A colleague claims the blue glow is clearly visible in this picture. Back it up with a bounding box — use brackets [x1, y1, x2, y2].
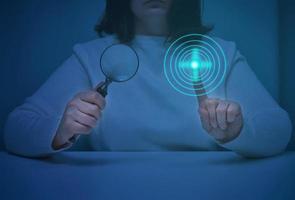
[178, 48, 212, 81]
[191, 61, 199, 69]
[163, 34, 227, 97]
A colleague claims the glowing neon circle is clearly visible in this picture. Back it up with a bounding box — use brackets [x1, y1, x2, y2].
[163, 34, 227, 97]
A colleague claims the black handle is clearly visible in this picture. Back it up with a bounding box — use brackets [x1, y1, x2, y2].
[95, 79, 112, 97]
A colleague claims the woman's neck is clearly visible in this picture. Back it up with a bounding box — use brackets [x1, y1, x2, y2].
[135, 17, 168, 36]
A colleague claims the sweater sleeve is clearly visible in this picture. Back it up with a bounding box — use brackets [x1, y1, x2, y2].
[4, 45, 92, 157]
[219, 42, 292, 158]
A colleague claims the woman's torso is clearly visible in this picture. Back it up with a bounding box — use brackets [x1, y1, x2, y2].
[76, 35, 226, 151]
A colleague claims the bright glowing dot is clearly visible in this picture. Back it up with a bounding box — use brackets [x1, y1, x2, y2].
[191, 61, 199, 69]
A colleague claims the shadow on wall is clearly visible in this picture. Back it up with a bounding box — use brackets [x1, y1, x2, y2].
[278, 0, 295, 150]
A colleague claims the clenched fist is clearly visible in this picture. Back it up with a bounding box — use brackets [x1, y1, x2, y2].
[52, 90, 106, 150]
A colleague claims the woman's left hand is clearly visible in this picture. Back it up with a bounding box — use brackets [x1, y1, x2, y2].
[198, 98, 244, 144]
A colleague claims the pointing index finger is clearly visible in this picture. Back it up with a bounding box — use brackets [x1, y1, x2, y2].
[193, 75, 208, 108]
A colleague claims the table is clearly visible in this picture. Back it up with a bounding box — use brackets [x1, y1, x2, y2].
[1, 151, 295, 200]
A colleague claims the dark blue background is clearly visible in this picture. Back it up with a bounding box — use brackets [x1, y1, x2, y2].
[0, 0, 294, 150]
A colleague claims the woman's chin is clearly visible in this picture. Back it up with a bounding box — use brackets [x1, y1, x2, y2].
[145, 8, 167, 16]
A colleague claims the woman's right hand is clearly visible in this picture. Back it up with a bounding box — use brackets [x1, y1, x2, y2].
[52, 90, 106, 150]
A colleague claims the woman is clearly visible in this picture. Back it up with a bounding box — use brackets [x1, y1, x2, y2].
[4, 0, 292, 157]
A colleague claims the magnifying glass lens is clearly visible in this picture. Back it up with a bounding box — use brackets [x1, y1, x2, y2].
[97, 44, 139, 97]
[100, 44, 139, 82]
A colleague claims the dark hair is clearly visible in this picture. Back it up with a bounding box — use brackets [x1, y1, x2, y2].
[95, 0, 212, 43]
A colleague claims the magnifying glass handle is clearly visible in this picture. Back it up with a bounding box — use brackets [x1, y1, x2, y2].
[95, 79, 112, 97]
[96, 82, 108, 97]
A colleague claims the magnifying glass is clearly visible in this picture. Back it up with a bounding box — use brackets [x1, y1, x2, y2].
[96, 44, 139, 97]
